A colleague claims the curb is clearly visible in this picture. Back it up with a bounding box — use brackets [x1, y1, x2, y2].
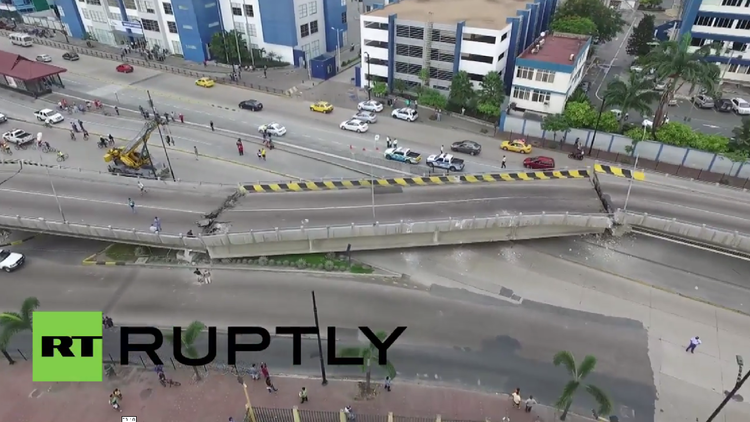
[81, 254, 127, 266]
[0, 235, 36, 247]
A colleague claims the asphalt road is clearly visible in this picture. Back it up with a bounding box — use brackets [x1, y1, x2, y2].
[0, 264, 655, 421]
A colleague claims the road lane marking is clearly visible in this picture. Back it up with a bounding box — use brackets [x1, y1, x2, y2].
[0, 188, 204, 214]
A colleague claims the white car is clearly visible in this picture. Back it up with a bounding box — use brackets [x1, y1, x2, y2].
[0, 113, 6, 123]
[339, 119, 369, 133]
[654, 81, 667, 91]
[731, 98, 750, 115]
[641, 117, 670, 128]
[391, 107, 418, 122]
[0, 249, 25, 272]
[34, 108, 64, 123]
[35, 54, 52, 62]
[357, 100, 383, 112]
[258, 122, 287, 136]
[2, 129, 34, 145]
[353, 111, 377, 123]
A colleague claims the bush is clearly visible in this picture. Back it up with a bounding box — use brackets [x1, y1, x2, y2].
[324, 260, 335, 271]
[268, 259, 275, 266]
[258, 256, 269, 266]
[325, 252, 336, 260]
[317, 263, 324, 270]
[296, 259, 307, 269]
[624, 122, 730, 154]
[282, 260, 289, 266]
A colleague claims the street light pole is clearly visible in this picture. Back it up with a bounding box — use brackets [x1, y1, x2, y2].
[623, 154, 638, 211]
[146, 90, 176, 181]
[364, 52, 372, 101]
[331, 27, 341, 71]
[588, 99, 606, 156]
[311, 291, 328, 385]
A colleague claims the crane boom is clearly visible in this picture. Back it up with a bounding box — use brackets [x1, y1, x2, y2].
[103, 120, 169, 179]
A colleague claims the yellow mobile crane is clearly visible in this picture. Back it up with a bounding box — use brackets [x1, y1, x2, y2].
[103, 120, 170, 179]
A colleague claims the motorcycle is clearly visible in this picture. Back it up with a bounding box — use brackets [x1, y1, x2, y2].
[568, 151, 584, 161]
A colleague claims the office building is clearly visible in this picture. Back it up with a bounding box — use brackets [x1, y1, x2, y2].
[0, 0, 49, 14]
[509, 32, 590, 114]
[358, 0, 557, 94]
[55, 0, 348, 64]
[680, 0, 750, 84]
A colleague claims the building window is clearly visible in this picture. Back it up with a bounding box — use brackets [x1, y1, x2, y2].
[310, 20, 318, 34]
[501, 32, 508, 41]
[163, 1, 172, 14]
[395, 61, 423, 75]
[85, 0, 101, 5]
[123, 0, 136, 9]
[694, 16, 713, 26]
[430, 48, 454, 63]
[467, 72, 483, 82]
[171, 40, 182, 54]
[167, 21, 177, 33]
[231, 3, 242, 15]
[461, 53, 493, 64]
[396, 44, 423, 57]
[298, 3, 307, 17]
[244, 4, 253, 16]
[498, 52, 505, 61]
[462, 33, 495, 44]
[535, 69, 555, 83]
[247, 23, 257, 37]
[721, 0, 741, 5]
[714, 17, 734, 28]
[309, 1, 317, 15]
[90, 10, 107, 22]
[300, 23, 309, 38]
[364, 21, 388, 30]
[364, 39, 388, 48]
[531, 90, 551, 103]
[137, 0, 155, 13]
[737, 19, 750, 29]
[516, 66, 534, 79]
[141, 18, 160, 32]
[81, 9, 91, 19]
[512, 86, 530, 100]
[341, 11, 346, 24]
[431, 29, 456, 44]
[311, 39, 321, 57]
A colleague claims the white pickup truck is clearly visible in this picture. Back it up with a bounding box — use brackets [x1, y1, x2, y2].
[34, 108, 64, 124]
[2, 129, 34, 146]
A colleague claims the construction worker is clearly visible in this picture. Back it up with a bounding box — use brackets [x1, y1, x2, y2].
[260, 148, 266, 161]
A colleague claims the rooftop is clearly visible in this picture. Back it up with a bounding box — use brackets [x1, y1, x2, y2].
[518, 32, 590, 66]
[366, 0, 528, 30]
[0, 51, 67, 80]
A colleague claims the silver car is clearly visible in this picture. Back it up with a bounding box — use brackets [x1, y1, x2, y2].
[35, 54, 52, 62]
[353, 111, 377, 123]
[692, 94, 714, 109]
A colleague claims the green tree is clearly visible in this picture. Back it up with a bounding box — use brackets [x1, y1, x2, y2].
[208, 30, 250, 64]
[476, 71, 505, 120]
[564, 101, 597, 128]
[371, 81, 388, 97]
[541, 114, 571, 141]
[597, 111, 620, 133]
[553, 351, 612, 420]
[626, 14, 656, 57]
[655, 122, 698, 147]
[339, 330, 397, 393]
[550, 16, 598, 36]
[449, 71, 475, 108]
[624, 126, 653, 142]
[554, 0, 626, 43]
[641, 34, 719, 132]
[0, 297, 39, 365]
[418, 68, 430, 89]
[164, 321, 206, 381]
[394, 79, 408, 95]
[602, 72, 660, 131]
[418, 88, 448, 110]
[731, 117, 750, 154]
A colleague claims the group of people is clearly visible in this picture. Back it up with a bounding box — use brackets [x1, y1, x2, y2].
[510, 388, 537, 413]
[193, 268, 212, 284]
[102, 315, 114, 329]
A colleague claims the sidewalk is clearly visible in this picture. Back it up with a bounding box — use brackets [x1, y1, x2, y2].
[0, 362, 590, 422]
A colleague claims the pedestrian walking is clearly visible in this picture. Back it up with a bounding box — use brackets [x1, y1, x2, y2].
[261, 363, 270, 379]
[210, 120, 214, 131]
[261, 148, 266, 161]
[265, 376, 278, 393]
[166, 135, 172, 146]
[686, 336, 701, 353]
[194, 145, 199, 160]
[153, 217, 161, 232]
[249, 364, 260, 380]
[384, 376, 391, 392]
[237, 139, 244, 156]
[171, 111, 176, 121]
[511, 388, 522, 409]
[204, 270, 212, 284]
[128, 198, 136, 213]
[179, 113, 184, 123]
[194, 268, 205, 283]
[501, 155, 507, 169]
[524, 396, 537, 413]
[114, 106, 119, 116]
[440, 145, 444, 154]
[299, 387, 308, 403]
[436, 109, 442, 121]
[78, 119, 85, 131]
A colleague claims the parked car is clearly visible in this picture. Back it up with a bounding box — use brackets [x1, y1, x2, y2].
[450, 140, 482, 155]
[692, 94, 714, 109]
[357, 100, 383, 112]
[116, 63, 134, 73]
[339, 119, 369, 133]
[426, 153, 464, 171]
[715, 98, 733, 113]
[62, 52, 79, 61]
[391, 107, 418, 122]
[731, 97, 750, 115]
[353, 111, 377, 123]
[523, 156, 556, 169]
[239, 99, 263, 111]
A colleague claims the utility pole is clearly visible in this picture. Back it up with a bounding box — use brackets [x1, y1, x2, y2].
[146, 90, 176, 181]
[311, 291, 328, 385]
[706, 355, 747, 422]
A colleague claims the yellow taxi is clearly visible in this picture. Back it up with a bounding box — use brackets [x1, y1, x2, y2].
[310, 101, 334, 113]
[501, 139, 532, 154]
[196, 77, 215, 88]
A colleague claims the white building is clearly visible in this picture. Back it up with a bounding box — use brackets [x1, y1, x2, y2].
[680, 0, 750, 84]
[509, 32, 590, 115]
[358, 0, 529, 94]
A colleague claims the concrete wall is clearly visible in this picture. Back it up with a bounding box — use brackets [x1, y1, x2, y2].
[614, 210, 750, 254]
[0, 212, 612, 259]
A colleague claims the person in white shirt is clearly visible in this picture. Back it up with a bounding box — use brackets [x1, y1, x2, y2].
[686, 336, 701, 353]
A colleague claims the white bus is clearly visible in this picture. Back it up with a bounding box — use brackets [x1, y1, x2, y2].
[9, 32, 33, 47]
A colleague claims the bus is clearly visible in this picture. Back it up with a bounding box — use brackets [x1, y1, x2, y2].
[9, 32, 33, 47]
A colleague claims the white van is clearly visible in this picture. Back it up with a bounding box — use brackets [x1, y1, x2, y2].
[9, 32, 33, 47]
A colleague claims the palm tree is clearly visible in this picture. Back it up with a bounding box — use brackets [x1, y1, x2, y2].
[641, 34, 719, 132]
[553, 351, 612, 421]
[602, 72, 660, 131]
[339, 330, 397, 393]
[164, 320, 205, 381]
[0, 297, 40, 365]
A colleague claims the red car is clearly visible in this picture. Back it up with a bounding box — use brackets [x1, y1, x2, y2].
[523, 156, 555, 169]
[116, 63, 134, 73]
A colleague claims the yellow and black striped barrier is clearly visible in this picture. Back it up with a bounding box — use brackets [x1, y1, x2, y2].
[244, 169, 592, 193]
[594, 164, 645, 181]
